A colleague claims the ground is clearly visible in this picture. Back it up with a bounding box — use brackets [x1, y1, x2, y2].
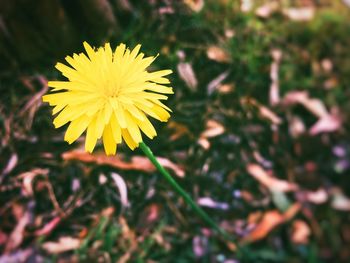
[0, 0, 350, 262]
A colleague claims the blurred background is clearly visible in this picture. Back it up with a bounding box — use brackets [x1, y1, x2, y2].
[0, 0, 350, 262]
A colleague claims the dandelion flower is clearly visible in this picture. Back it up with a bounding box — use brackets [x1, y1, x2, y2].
[43, 42, 173, 155]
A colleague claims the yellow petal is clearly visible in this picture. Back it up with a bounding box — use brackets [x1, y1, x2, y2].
[85, 117, 98, 153]
[114, 43, 126, 62]
[115, 104, 127, 128]
[135, 113, 157, 139]
[95, 110, 105, 139]
[103, 123, 117, 155]
[64, 115, 91, 144]
[110, 112, 122, 143]
[121, 129, 138, 150]
[125, 111, 142, 143]
[83, 41, 96, 61]
[129, 44, 141, 60]
[147, 84, 173, 94]
[124, 104, 145, 121]
[53, 106, 78, 128]
[151, 104, 171, 122]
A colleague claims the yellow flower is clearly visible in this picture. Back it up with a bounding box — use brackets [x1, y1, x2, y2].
[43, 42, 173, 155]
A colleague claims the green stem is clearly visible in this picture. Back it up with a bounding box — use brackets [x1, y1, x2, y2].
[138, 142, 233, 241]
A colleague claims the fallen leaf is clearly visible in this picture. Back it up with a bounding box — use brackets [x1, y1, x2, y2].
[242, 203, 300, 243]
[302, 98, 328, 119]
[193, 236, 209, 258]
[255, 2, 279, 18]
[183, 0, 204, 12]
[200, 119, 225, 138]
[283, 7, 315, 21]
[241, 0, 253, 12]
[17, 168, 49, 196]
[241, 97, 281, 125]
[1, 153, 18, 176]
[218, 83, 235, 94]
[35, 217, 62, 236]
[321, 58, 333, 73]
[288, 115, 306, 138]
[309, 113, 342, 135]
[331, 187, 350, 211]
[282, 91, 342, 135]
[168, 121, 192, 141]
[0, 248, 34, 263]
[136, 204, 162, 232]
[269, 49, 282, 106]
[283, 91, 328, 118]
[5, 208, 31, 253]
[42, 236, 81, 254]
[197, 137, 210, 150]
[207, 70, 230, 95]
[111, 173, 129, 208]
[197, 197, 229, 210]
[259, 105, 282, 125]
[62, 150, 185, 177]
[343, 0, 350, 8]
[305, 188, 328, 204]
[246, 164, 298, 192]
[177, 62, 198, 91]
[0, 231, 8, 246]
[282, 91, 309, 105]
[206, 46, 231, 63]
[291, 220, 311, 244]
[157, 157, 186, 178]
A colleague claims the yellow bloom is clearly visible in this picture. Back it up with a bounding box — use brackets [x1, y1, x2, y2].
[43, 42, 173, 155]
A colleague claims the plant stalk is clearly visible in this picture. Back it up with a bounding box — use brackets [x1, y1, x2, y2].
[138, 142, 233, 241]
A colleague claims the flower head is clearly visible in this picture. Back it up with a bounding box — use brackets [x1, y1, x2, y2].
[43, 42, 173, 155]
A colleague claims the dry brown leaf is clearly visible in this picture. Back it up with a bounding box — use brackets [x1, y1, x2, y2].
[255, 2, 279, 18]
[168, 121, 192, 141]
[282, 91, 309, 105]
[5, 208, 31, 253]
[183, 0, 204, 12]
[343, 0, 350, 8]
[197, 197, 229, 210]
[35, 217, 62, 236]
[259, 106, 282, 125]
[291, 220, 311, 244]
[309, 113, 342, 135]
[200, 119, 225, 138]
[288, 115, 306, 138]
[177, 62, 198, 91]
[207, 46, 231, 63]
[17, 168, 49, 196]
[111, 173, 129, 208]
[1, 153, 18, 176]
[331, 187, 350, 211]
[241, 97, 281, 125]
[282, 91, 342, 135]
[157, 157, 186, 178]
[305, 188, 328, 204]
[42, 236, 81, 254]
[242, 203, 300, 243]
[283, 7, 315, 21]
[207, 70, 230, 95]
[241, 0, 253, 12]
[136, 203, 162, 232]
[0, 231, 7, 246]
[197, 137, 210, 150]
[269, 49, 282, 106]
[62, 150, 185, 177]
[218, 84, 235, 94]
[246, 164, 298, 192]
